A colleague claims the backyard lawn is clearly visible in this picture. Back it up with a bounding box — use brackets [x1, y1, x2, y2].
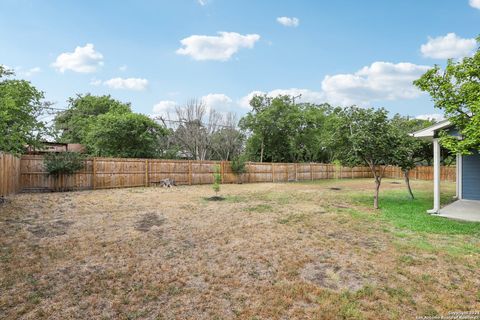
[0, 179, 479, 319]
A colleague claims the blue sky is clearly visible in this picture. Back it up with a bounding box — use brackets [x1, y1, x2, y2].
[1, 0, 479, 121]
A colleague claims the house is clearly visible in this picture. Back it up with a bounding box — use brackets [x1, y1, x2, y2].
[411, 120, 480, 221]
[25, 142, 85, 154]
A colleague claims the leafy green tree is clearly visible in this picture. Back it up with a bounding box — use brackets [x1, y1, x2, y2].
[230, 154, 247, 183]
[414, 37, 480, 154]
[54, 93, 131, 143]
[212, 164, 221, 195]
[0, 65, 49, 154]
[336, 107, 398, 209]
[390, 115, 433, 199]
[84, 112, 168, 158]
[240, 95, 334, 163]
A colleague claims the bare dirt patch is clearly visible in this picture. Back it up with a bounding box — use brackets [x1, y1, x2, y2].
[27, 219, 74, 238]
[134, 212, 165, 232]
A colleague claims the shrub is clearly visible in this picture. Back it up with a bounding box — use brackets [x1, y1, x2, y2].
[231, 155, 247, 175]
[212, 165, 221, 195]
[44, 152, 85, 176]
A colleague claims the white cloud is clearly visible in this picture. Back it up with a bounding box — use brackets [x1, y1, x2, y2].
[119, 65, 128, 72]
[276, 16, 300, 27]
[201, 93, 233, 110]
[197, 0, 209, 5]
[152, 100, 177, 114]
[152, 94, 235, 117]
[469, 0, 480, 9]
[321, 61, 431, 106]
[420, 33, 476, 59]
[176, 32, 261, 61]
[51, 43, 104, 73]
[415, 113, 445, 122]
[103, 77, 148, 91]
[239, 88, 324, 109]
[12, 66, 42, 77]
[89, 78, 102, 86]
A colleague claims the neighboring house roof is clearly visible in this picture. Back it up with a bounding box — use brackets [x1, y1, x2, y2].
[410, 120, 452, 139]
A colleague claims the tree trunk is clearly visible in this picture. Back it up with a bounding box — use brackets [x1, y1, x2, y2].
[404, 169, 414, 200]
[374, 175, 381, 209]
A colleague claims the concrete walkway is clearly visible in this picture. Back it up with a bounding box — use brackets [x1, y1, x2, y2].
[437, 200, 480, 222]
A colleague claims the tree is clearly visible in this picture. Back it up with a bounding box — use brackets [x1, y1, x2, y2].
[0, 65, 50, 154]
[84, 112, 168, 158]
[336, 107, 398, 209]
[230, 154, 247, 183]
[414, 37, 480, 155]
[212, 164, 221, 195]
[210, 113, 244, 161]
[240, 95, 304, 162]
[54, 93, 131, 143]
[173, 99, 221, 160]
[390, 115, 433, 199]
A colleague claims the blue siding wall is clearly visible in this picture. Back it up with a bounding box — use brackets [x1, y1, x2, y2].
[462, 151, 480, 200]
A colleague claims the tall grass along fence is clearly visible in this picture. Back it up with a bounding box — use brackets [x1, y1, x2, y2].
[15, 155, 456, 193]
[0, 153, 21, 197]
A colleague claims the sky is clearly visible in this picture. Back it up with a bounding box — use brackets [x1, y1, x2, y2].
[0, 0, 479, 122]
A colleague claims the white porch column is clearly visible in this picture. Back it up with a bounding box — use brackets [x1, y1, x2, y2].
[456, 153, 462, 200]
[428, 138, 441, 213]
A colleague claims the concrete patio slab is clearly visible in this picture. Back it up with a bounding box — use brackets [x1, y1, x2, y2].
[437, 200, 480, 222]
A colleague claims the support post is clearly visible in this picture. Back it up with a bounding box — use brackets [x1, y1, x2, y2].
[188, 161, 192, 185]
[220, 161, 225, 184]
[310, 163, 313, 181]
[92, 158, 97, 190]
[145, 159, 149, 187]
[272, 163, 275, 182]
[456, 153, 462, 200]
[428, 138, 441, 213]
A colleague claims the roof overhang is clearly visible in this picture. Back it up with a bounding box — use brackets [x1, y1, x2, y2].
[410, 120, 452, 139]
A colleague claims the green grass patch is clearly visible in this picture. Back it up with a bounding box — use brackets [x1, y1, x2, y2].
[353, 190, 480, 235]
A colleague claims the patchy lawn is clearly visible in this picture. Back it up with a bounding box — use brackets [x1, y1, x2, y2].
[0, 179, 479, 319]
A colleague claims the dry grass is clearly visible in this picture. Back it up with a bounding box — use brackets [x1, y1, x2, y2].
[0, 179, 479, 319]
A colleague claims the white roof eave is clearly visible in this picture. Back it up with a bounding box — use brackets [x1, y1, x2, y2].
[410, 120, 452, 138]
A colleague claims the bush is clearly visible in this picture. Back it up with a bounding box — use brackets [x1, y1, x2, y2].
[212, 165, 221, 195]
[231, 154, 247, 175]
[44, 152, 85, 176]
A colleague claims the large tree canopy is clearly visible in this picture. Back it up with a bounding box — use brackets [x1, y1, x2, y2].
[0, 65, 49, 154]
[54, 93, 132, 143]
[84, 112, 168, 158]
[239, 95, 335, 163]
[54, 94, 169, 158]
[390, 115, 434, 199]
[335, 107, 399, 209]
[414, 37, 480, 154]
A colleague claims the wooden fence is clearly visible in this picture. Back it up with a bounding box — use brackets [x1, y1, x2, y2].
[0, 153, 21, 197]
[383, 165, 456, 182]
[15, 155, 456, 193]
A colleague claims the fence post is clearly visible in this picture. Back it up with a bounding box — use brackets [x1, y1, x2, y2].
[272, 163, 275, 182]
[188, 161, 192, 185]
[295, 163, 298, 181]
[92, 157, 97, 190]
[285, 164, 288, 182]
[310, 163, 313, 180]
[220, 161, 225, 183]
[145, 159, 149, 187]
